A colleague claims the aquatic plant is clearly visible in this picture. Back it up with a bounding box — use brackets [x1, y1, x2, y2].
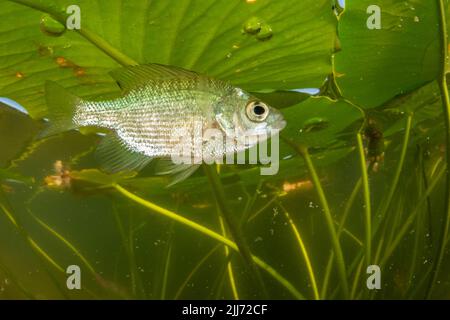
[0, 0, 449, 300]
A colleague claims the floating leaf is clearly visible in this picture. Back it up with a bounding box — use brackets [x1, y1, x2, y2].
[0, 0, 337, 118]
[282, 97, 364, 148]
[69, 169, 137, 186]
[335, 0, 440, 108]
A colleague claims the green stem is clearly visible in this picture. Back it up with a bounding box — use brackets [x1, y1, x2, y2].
[113, 184, 305, 299]
[290, 143, 349, 298]
[77, 28, 138, 66]
[9, 0, 138, 67]
[380, 164, 446, 268]
[408, 166, 427, 291]
[219, 216, 239, 300]
[340, 161, 445, 299]
[160, 234, 173, 300]
[372, 115, 412, 264]
[247, 195, 278, 223]
[335, 114, 412, 297]
[30, 211, 96, 275]
[0, 194, 69, 298]
[174, 245, 221, 299]
[112, 205, 144, 298]
[279, 203, 319, 300]
[239, 181, 262, 228]
[0, 257, 35, 299]
[419, 145, 434, 246]
[321, 179, 362, 298]
[426, 0, 450, 298]
[202, 165, 267, 298]
[357, 133, 372, 267]
[376, 115, 413, 221]
[350, 258, 364, 300]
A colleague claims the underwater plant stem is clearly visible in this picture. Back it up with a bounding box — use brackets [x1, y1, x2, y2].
[279, 203, 319, 300]
[8, 0, 138, 67]
[160, 235, 173, 300]
[113, 184, 305, 299]
[356, 133, 372, 267]
[419, 146, 434, 245]
[0, 202, 64, 273]
[30, 212, 97, 275]
[247, 195, 278, 223]
[321, 179, 362, 298]
[342, 161, 445, 298]
[202, 165, 268, 298]
[0, 257, 35, 299]
[112, 206, 144, 298]
[350, 258, 364, 300]
[219, 216, 239, 300]
[370, 115, 412, 275]
[77, 29, 138, 66]
[381, 164, 446, 268]
[0, 194, 70, 299]
[174, 245, 221, 299]
[295, 145, 349, 298]
[426, 0, 450, 299]
[376, 115, 413, 225]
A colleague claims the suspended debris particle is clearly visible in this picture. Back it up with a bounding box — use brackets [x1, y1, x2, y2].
[74, 67, 86, 77]
[282, 179, 313, 193]
[37, 44, 54, 56]
[44, 160, 71, 189]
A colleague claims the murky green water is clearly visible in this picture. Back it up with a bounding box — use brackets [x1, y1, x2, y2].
[1, 100, 449, 299]
[1, 0, 450, 300]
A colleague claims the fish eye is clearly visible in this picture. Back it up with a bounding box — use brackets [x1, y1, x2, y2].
[246, 101, 269, 122]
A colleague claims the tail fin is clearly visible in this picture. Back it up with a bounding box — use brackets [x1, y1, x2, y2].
[39, 81, 81, 138]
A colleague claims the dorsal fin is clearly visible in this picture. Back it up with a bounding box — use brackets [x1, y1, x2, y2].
[109, 63, 201, 92]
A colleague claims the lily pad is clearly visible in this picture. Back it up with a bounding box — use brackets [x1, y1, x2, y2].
[281, 97, 364, 148]
[0, 0, 338, 118]
[335, 0, 440, 108]
[69, 169, 137, 186]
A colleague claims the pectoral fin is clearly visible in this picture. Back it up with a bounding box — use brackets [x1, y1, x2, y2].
[96, 134, 152, 173]
[154, 159, 200, 187]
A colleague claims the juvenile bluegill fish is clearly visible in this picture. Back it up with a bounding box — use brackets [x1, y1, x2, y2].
[43, 64, 286, 184]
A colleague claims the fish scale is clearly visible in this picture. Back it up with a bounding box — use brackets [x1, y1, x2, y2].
[78, 84, 221, 157]
[42, 63, 286, 182]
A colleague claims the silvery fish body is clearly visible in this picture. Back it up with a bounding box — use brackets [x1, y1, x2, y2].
[43, 64, 286, 182]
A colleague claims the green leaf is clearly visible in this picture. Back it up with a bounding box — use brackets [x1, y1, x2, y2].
[381, 81, 441, 116]
[70, 168, 136, 186]
[0, 102, 40, 166]
[335, 0, 440, 108]
[281, 97, 364, 148]
[122, 147, 355, 196]
[377, 81, 443, 138]
[0, 167, 34, 184]
[0, 0, 337, 118]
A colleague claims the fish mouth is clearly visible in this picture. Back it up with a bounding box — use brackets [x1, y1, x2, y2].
[278, 119, 287, 130]
[271, 114, 287, 131]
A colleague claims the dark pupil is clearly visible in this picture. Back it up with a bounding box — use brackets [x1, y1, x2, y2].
[253, 104, 266, 116]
